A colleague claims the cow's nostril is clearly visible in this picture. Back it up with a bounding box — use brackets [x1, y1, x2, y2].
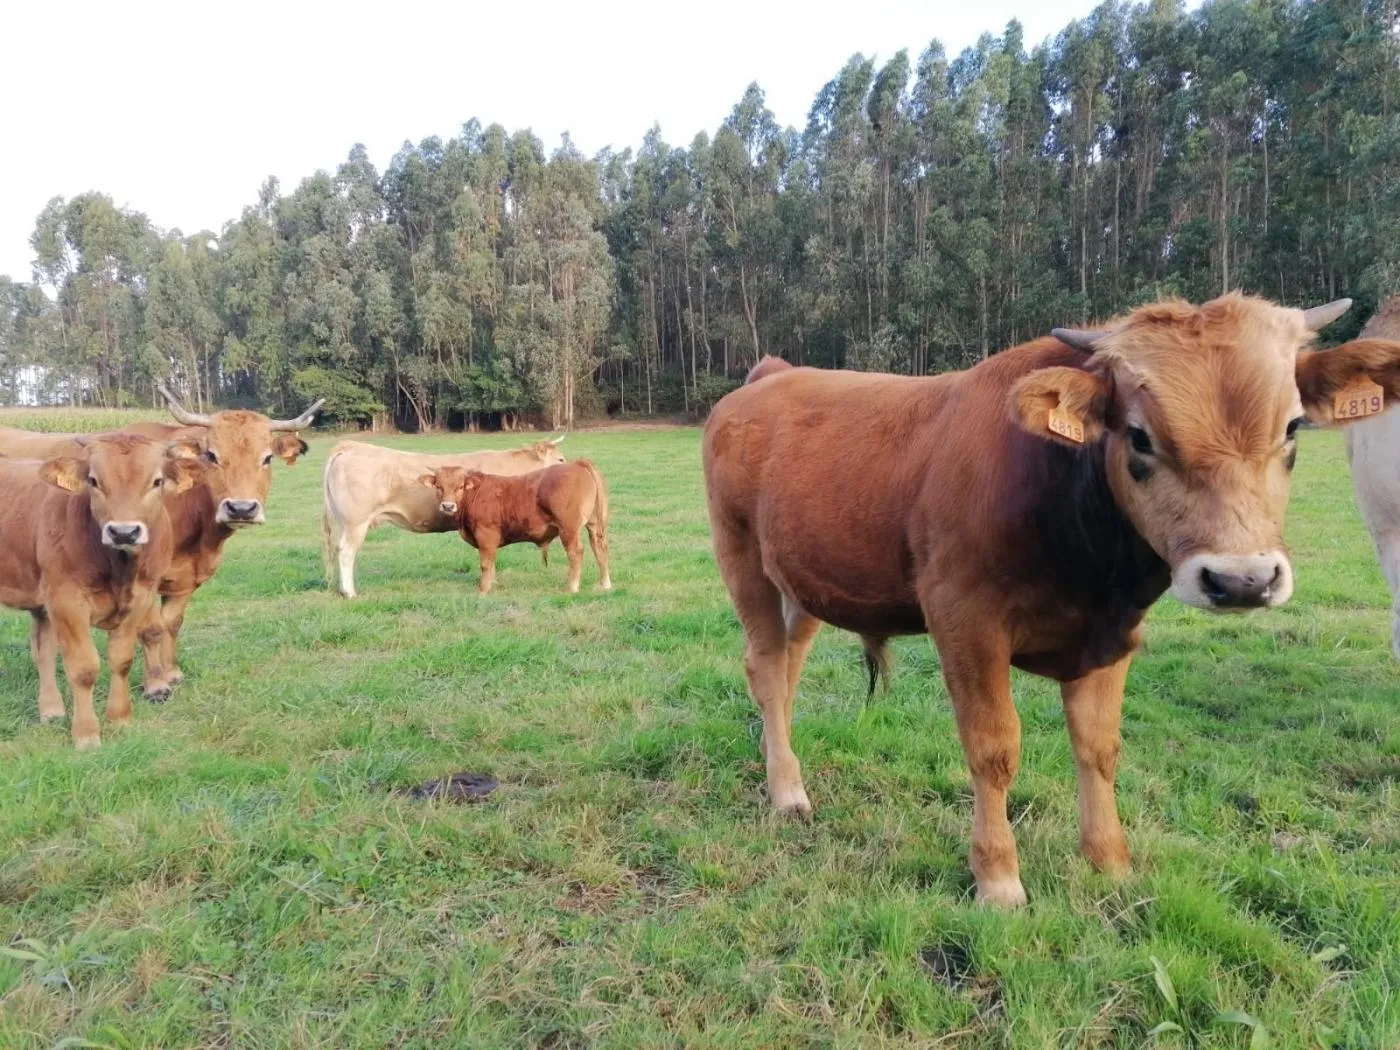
[1200, 567, 1227, 603]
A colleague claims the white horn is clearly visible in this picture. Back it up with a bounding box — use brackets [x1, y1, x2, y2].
[1050, 328, 1107, 353]
[1302, 298, 1352, 331]
[268, 398, 326, 431]
[549, 433, 566, 445]
[157, 382, 213, 427]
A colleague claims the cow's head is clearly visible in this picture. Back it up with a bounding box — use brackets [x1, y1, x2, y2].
[528, 434, 567, 467]
[1013, 293, 1400, 611]
[158, 385, 323, 527]
[417, 466, 486, 517]
[40, 434, 197, 552]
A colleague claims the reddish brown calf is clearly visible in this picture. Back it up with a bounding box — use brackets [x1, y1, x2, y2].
[420, 460, 612, 594]
[704, 293, 1400, 906]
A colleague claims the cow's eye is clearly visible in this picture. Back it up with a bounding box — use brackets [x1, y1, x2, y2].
[203, 449, 219, 466]
[261, 452, 274, 468]
[1127, 426, 1154, 456]
[152, 477, 163, 489]
[1285, 416, 1303, 441]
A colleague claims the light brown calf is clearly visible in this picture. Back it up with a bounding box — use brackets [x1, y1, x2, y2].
[0, 435, 196, 748]
[704, 293, 1400, 906]
[420, 460, 612, 594]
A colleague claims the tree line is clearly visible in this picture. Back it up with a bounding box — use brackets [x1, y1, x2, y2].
[2, 0, 1397, 428]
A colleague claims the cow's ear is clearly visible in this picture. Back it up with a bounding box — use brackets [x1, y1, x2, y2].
[272, 433, 309, 465]
[1009, 366, 1113, 447]
[40, 457, 88, 492]
[1296, 339, 1400, 425]
[417, 472, 438, 489]
[165, 437, 202, 461]
[462, 477, 477, 491]
[163, 456, 202, 494]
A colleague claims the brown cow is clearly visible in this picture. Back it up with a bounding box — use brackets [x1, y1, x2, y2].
[703, 292, 1400, 907]
[419, 460, 612, 594]
[135, 387, 322, 697]
[0, 399, 317, 700]
[0, 435, 197, 748]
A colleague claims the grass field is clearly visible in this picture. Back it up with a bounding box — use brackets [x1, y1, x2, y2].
[1, 424, 1398, 1049]
[0, 407, 168, 433]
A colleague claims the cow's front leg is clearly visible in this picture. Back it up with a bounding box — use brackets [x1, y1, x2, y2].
[158, 590, 195, 686]
[50, 600, 102, 750]
[475, 528, 500, 594]
[1062, 654, 1133, 875]
[932, 620, 1026, 908]
[139, 604, 174, 701]
[104, 615, 143, 728]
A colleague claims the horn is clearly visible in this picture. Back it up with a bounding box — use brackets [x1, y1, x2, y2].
[549, 433, 566, 445]
[157, 382, 213, 426]
[268, 398, 325, 432]
[1050, 328, 1107, 353]
[1302, 298, 1353, 331]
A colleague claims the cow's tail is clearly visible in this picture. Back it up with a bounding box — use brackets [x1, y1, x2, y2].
[745, 355, 792, 385]
[860, 634, 893, 699]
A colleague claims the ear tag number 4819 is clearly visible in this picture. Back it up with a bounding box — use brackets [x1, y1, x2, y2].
[1048, 406, 1085, 444]
[1334, 376, 1384, 421]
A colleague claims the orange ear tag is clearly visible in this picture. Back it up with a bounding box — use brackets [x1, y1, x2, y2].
[1048, 406, 1085, 444]
[1333, 375, 1384, 421]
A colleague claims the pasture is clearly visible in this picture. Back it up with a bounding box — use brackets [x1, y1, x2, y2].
[1, 422, 1398, 1048]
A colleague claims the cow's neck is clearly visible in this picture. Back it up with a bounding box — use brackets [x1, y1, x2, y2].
[1027, 436, 1170, 612]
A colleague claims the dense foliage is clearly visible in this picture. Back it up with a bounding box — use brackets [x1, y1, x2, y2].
[2, 0, 1398, 427]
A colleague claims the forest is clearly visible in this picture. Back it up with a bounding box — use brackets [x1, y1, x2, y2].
[1, 0, 1397, 429]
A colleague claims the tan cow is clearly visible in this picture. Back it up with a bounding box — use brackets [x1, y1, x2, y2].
[322, 437, 566, 597]
[419, 460, 611, 594]
[704, 292, 1400, 907]
[0, 435, 196, 748]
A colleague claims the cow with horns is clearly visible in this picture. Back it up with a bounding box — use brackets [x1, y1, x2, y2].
[704, 293, 1400, 906]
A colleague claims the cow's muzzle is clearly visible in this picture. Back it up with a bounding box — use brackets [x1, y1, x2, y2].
[1171, 552, 1293, 611]
[217, 498, 265, 526]
[102, 521, 148, 550]
[440, 501, 458, 515]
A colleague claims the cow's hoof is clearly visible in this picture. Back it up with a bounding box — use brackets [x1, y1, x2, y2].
[39, 714, 64, 726]
[598, 580, 613, 591]
[73, 735, 101, 751]
[144, 686, 172, 704]
[772, 787, 813, 821]
[976, 877, 1028, 909]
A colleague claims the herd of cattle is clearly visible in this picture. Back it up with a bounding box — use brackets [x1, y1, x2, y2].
[3, 289, 1400, 907]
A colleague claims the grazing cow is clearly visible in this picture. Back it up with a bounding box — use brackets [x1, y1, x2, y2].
[322, 437, 566, 597]
[0, 435, 196, 748]
[704, 292, 1400, 907]
[1345, 295, 1400, 658]
[419, 460, 611, 594]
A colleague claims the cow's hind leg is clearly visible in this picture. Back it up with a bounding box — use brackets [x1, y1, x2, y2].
[715, 531, 812, 818]
[560, 526, 585, 594]
[336, 521, 370, 599]
[139, 605, 174, 701]
[930, 614, 1026, 908]
[586, 521, 611, 590]
[1061, 653, 1133, 875]
[31, 611, 64, 724]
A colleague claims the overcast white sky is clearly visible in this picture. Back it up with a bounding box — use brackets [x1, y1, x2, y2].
[2, 0, 1112, 281]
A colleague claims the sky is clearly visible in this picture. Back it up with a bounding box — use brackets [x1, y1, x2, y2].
[2, 0, 1111, 281]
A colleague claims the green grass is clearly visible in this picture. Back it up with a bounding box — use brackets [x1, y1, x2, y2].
[1, 427, 1398, 1049]
[0, 407, 166, 433]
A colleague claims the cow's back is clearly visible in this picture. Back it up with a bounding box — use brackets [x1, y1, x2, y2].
[0, 427, 83, 460]
[326, 440, 558, 533]
[704, 366, 958, 633]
